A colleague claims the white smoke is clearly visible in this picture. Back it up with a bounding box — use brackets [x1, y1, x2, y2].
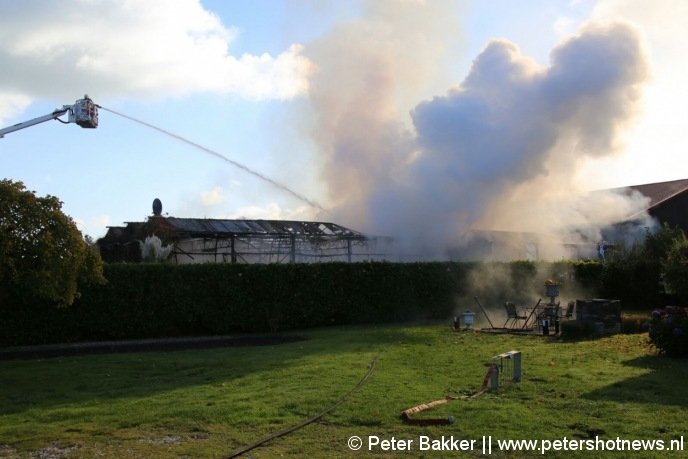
[306, 11, 651, 259]
[304, 0, 462, 229]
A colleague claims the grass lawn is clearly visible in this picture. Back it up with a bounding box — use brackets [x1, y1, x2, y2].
[1, 323, 686, 458]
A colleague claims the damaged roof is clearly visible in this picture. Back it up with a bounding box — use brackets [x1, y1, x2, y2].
[100, 216, 368, 243]
[160, 217, 366, 238]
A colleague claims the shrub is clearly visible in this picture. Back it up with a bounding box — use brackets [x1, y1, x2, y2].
[572, 260, 604, 292]
[662, 234, 688, 304]
[648, 306, 688, 357]
[600, 259, 663, 310]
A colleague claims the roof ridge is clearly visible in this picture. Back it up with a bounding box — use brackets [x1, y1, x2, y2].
[629, 179, 688, 210]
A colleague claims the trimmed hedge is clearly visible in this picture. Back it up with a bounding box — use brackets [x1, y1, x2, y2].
[600, 259, 665, 310]
[0, 259, 659, 346]
[0, 262, 472, 346]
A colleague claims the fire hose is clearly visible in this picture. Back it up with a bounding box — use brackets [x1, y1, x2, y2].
[400, 363, 498, 426]
[223, 355, 378, 459]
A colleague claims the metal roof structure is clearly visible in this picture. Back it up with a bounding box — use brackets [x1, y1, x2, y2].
[98, 215, 393, 264]
[160, 217, 366, 238]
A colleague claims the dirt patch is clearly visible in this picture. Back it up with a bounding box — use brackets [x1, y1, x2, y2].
[139, 435, 183, 445]
[29, 444, 77, 459]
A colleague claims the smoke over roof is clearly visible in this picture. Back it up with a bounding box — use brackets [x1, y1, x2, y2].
[305, 5, 650, 258]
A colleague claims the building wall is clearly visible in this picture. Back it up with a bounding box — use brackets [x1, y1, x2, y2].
[171, 236, 395, 264]
[650, 190, 688, 232]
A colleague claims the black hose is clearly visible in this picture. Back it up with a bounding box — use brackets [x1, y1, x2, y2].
[222, 355, 379, 459]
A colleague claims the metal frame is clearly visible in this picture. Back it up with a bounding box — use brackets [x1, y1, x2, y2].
[490, 350, 522, 390]
[98, 216, 396, 264]
[171, 232, 392, 264]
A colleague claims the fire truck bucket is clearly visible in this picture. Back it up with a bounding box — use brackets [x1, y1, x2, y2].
[71, 96, 98, 128]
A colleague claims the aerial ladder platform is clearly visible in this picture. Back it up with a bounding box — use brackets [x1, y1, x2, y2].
[0, 95, 98, 138]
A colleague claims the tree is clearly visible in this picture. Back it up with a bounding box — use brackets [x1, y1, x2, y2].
[662, 231, 688, 304]
[0, 179, 105, 306]
[601, 223, 685, 309]
[607, 223, 683, 264]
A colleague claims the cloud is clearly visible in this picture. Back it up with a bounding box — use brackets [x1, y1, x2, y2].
[0, 0, 312, 120]
[180, 183, 315, 223]
[74, 213, 111, 237]
[0, 92, 31, 126]
[225, 202, 312, 221]
[200, 186, 225, 207]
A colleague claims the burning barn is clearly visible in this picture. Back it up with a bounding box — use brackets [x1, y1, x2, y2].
[97, 200, 394, 264]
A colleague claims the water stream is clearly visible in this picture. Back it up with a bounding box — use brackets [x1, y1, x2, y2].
[98, 105, 327, 213]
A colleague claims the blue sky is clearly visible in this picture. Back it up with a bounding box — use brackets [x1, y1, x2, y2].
[1, 0, 686, 240]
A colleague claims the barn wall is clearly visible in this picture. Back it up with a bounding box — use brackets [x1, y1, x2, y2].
[172, 236, 396, 264]
[650, 190, 688, 232]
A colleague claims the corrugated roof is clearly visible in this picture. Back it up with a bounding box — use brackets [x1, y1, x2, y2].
[163, 217, 365, 238]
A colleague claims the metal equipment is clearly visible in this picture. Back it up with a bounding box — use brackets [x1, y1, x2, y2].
[541, 280, 561, 335]
[0, 95, 98, 138]
[400, 350, 521, 425]
[489, 350, 522, 391]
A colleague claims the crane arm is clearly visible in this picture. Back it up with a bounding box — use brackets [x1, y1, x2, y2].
[0, 107, 71, 138]
[0, 96, 98, 138]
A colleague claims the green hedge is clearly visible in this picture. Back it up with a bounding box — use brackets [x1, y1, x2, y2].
[0, 262, 472, 346]
[0, 260, 660, 346]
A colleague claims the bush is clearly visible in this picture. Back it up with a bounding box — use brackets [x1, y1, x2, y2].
[572, 261, 604, 292]
[662, 235, 688, 304]
[648, 306, 688, 357]
[598, 224, 686, 309]
[599, 259, 663, 310]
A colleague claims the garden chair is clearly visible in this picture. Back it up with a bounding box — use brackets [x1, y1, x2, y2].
[503, 301, 528, 329]
[563, 301, 575, 320]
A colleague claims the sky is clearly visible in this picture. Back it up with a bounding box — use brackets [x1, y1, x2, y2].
[0, 0, 686, 243]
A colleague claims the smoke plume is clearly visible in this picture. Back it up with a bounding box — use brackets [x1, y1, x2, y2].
[305, 0, 461, 227]
[306, 4, 651, 259]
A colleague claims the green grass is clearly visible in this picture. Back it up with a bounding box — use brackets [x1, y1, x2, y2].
[1, 323, 687, 458]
